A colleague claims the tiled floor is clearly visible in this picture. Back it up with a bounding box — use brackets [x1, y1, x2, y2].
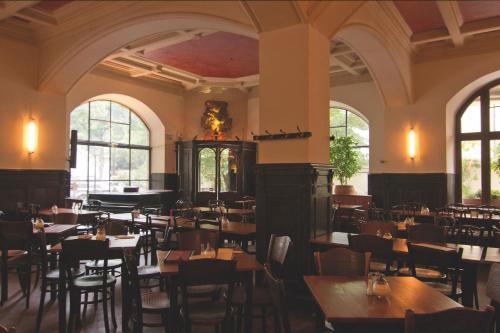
[0, 264, 494, 332]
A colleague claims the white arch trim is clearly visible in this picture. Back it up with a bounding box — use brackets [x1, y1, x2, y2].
[335, 24, 412, 108]
[74, 93, 165, 174]
[39, 13, 257, 94]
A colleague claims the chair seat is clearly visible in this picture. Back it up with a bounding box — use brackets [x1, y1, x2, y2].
[398, 267, 446, 280]
[137, 265, 160, 279]
[182, 301, 228, 324]
[85, 259, 122, 270]
[231, 285, 271, 306]
[369, 261, 398, 273]
[141, 291, 170, 311]
[425, 282, 463, 297]
[74, 274, 116, 288]
[46, 267, 85, 281]
[179, 284, 221, 296]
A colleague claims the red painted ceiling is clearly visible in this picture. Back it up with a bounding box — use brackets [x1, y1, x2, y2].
[459, 1, 500, 23]
[33, 1, 72, 13]
[394, 1, 445, 33]
[143, 31, 259, 78]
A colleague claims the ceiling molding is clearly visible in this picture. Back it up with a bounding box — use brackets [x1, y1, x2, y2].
[411, 27, 450, 45]
[436, 1, 464, 47]
[239, 0, 262, 33]
[14, 7, 57, 27]
[461, 16, 500, 37]
[0, 1, 38, 21]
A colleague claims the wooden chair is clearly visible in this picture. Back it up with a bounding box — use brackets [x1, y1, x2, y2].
[359, 220, 398, 237]
[264, 264, 291, 333]
[408, 223, 447, 243]
[64, 198, 83, 210]
[52, 212, 78, 225]
[348, 233, 396, 274]
[61, 239, 117, 333]
[177, 229, 220, 253]
[486, 263, 500, 333]
[85, 218, 122, 278]
[0, 221, 33, 308]
[231, 234, 292, 333]
[122, 250, 169, 332]
[404, 306, 494, 333]
[178, 259, 236, 333]
[314, 247, 371, 276]
[35, 231, 85, 333]
[402, 242, 463, 300]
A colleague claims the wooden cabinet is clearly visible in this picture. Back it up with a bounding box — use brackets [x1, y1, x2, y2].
[176, 140, 257, 206]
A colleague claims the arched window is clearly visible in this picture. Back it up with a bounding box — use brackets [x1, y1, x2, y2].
[70, 100, 150, 198]
[456, 82, 500, 204]
[330, 106, 369, 194]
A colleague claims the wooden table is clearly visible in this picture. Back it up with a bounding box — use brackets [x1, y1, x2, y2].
[310, 231, 500, 307]
[304, 276, 461, 332]
[109, 213, 170, 229]
[156, 250, 263, 333]
[194, 207, 255, 215]
[55, 234, 141, 333]
[39, 208, 100, 217]
[37, 224, 78, 244]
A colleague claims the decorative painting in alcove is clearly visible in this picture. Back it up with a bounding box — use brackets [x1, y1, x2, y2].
[201, 100, 232, 140]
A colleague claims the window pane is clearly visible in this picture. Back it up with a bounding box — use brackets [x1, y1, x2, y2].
[220, 148, 238, 192]
[490, 86, 500, 132]
[111, 147, 130, 180]
[111, 102, 130, 124]
[70, 103, 89, 141]
[461, 141, 482, 199]
[461, 97, 481, 133]
[491, 140, 500, 200]
[70, 181, 88, 199]
[89, 146, 110, 181]
[199, 148, 216, 192]
[89, 180, 109, 193]
[330, 127, 345, 140]
[71, 145, 88, 180]
[131, 113, 149, 146]
[111, 123, 129, 144]
[131, 149, 149, 180]
[90, 101, 110, 121]
[90, 120, 110, 142]
[356, 147, 369, 172]
[131, 180, 149, 191]
[347, 112, 369, 146]
[330, 108, 346, 127]
[110, 181, 129, 192]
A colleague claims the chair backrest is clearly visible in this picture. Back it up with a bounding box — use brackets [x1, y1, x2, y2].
[314, 247, 371, 276]
[408, 223, 447, 243]
[178, 259, 236, 321]
[61, 239, 110, 285]
[407, 242, 463, 274]
[359, 220, 398, 237]
[105, 219, 128, 235]
[348, 233, 393, 260]
[264, 264, 291, 333]
[0, 221, 33, 252]
[486, 263, 500, 303]
[0, 322, 16, 333]
[352, 209, 368, 223]
[176, 229, 219, 253]
[87, 199, 102, 211]
[266, 234, 292, 278]
[122, 250, 143, 311]
[64, 198, 83, 209]
[404, 307, 494, 333]
[35, 230, 49, 277]
[53, 212, 78, 225]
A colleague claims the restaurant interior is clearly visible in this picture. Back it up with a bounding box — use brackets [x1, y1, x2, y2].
[1, 0, 500, 332]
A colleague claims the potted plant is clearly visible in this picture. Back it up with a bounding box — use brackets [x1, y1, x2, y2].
[330, 136, 362, 195]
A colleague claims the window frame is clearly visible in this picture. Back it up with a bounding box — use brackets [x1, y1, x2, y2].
[70, 100, 151, 196]
[455, 79, 500, 203]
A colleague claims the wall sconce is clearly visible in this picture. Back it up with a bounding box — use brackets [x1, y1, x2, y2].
[26, 119, 37, 154]
[408, 128, 416, 160]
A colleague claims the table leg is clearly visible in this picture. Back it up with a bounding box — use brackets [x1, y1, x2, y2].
[462, 262, 478, 307]
[241, 236, 249, 253]
[244, 271, 254, 333]
[168, 276, 178, 333]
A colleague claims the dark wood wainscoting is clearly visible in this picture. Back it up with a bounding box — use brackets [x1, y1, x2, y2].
[368, 173, 455, 210]
[151, 173, 178, 192]
[0, 169, 69, 212]
[256, 163, 333, 279]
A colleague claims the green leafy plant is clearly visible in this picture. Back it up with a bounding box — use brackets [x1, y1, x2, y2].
[329, 136, 362, 185]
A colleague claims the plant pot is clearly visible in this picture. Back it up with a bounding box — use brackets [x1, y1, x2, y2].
[334, 185, 357, 195]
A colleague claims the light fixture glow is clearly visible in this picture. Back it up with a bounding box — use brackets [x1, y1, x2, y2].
[408, 128, 416, 159]
[27, 119, 37, 154]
